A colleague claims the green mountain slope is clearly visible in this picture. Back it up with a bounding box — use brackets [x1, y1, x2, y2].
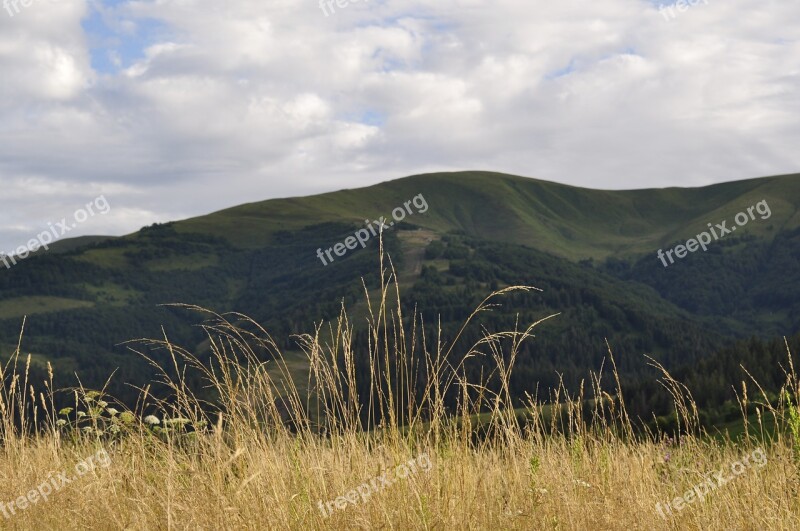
[178, 171, 800, 260]
[0, 170, 797, 411]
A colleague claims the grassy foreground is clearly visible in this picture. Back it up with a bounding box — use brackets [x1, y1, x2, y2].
[1, 257, 799, 530]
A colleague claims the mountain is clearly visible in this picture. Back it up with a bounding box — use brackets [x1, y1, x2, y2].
[1, 171, 798, 419]
[178, 171, 800, 259]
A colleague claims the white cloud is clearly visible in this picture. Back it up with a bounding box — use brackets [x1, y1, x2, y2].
[0, 0, 798, 250]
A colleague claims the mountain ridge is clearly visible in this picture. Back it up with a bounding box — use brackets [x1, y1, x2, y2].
[0, 170, 797, 412]
[166, 170, 800, 261]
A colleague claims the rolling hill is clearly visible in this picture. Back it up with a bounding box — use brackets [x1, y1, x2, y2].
[0, 170, 798, 421]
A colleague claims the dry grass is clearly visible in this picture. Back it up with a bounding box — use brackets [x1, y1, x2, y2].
[0, 253, 798, 530]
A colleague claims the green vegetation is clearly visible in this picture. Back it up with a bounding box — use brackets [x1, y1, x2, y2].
[0, 170, 797, 429]
[0, 296, 94, 319]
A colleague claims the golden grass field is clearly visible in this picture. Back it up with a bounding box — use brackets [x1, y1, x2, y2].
[1, 258, 799, 530]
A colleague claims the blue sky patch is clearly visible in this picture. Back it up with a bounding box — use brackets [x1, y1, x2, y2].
[82, 1, 171, 74]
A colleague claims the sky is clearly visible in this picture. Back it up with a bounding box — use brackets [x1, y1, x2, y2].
[0, 0, 798, 252]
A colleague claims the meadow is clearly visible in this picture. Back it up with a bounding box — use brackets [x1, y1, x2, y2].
[0, 256, 798, 530]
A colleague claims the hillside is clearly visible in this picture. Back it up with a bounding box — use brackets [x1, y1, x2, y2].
[0, 171, 798, 417]
[179, 171, 800, 259]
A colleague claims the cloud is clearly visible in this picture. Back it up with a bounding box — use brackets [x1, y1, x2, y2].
[0, 0, 798, 250]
